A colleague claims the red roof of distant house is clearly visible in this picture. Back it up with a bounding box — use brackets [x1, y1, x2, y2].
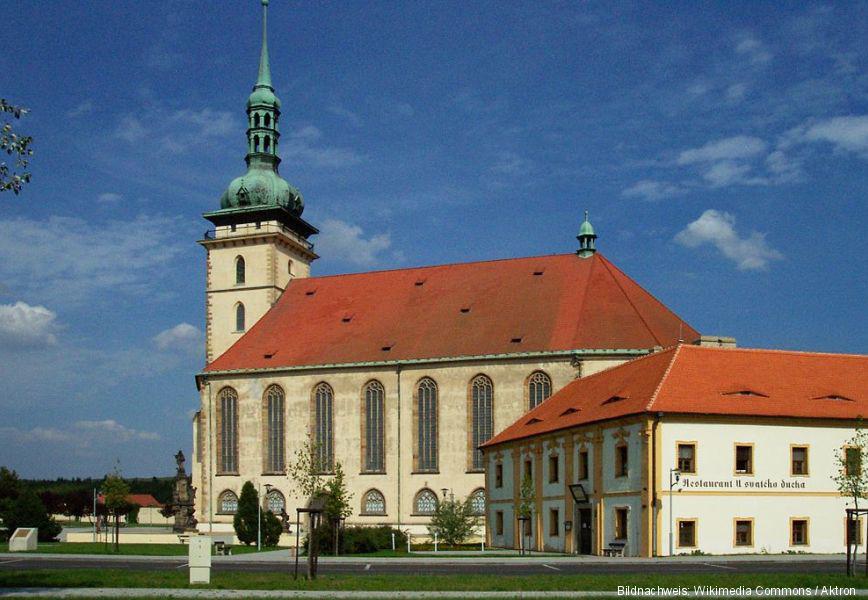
[205, 253, 699, 373]
[97, 494, 163, 508]
[484, 345, 868, 447]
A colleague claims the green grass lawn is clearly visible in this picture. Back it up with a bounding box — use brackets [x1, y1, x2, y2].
[25, 542, 264, 556]
[0, 569, 866, 592]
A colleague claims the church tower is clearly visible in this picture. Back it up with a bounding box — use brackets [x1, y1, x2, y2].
[199, 0, 318, 364]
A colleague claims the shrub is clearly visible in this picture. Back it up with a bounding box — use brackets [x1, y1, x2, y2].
[262, 510, 283, 547]
[304, 524, 405, 555]
[428, 495, 479, 547]
[233, 481, 258, 545]
[0, 489, 61, 542]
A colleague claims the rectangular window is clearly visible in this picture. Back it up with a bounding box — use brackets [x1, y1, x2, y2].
[495, 511, 504, 536]
[677, 519, 697, 548]
[791, 446, 808, 476]
[549, 508, 560, 537]
[734, 519, 753, 547]
[791, 519, 809, 546]
[524, 459, 533, 481]
[735, 444, 753, 475]
[615, 444, 628, 478]
[578, 449, 589, 480]
[614, 507, 628, 540]
[548, 455, 559, 483]
[677, 443, 696, 474]
[846, 447, 862, 477]
[495, 463, 503, 488]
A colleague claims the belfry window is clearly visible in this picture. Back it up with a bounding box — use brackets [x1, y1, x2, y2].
[264, 135, 271, 152]
[313, 383, 334, 473]
[415, 378, 438, 472]
[363, 381, 385, 473]
[528, 371, 552, 410]
[470, 375, 494, 471]
[254, 113, 260, 127]
[235, 303, 246, 332]
[254, 135, 260, 152]
[235, 256, 246, 285]
[264, 113, 271, 127]
[217, 387, 238, 474]
[264, 385, 285, 473]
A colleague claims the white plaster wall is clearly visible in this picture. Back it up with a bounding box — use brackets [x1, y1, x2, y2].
[603, 495, 643, 556]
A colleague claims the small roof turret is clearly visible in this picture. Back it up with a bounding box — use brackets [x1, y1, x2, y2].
[577, 210, 597, 258]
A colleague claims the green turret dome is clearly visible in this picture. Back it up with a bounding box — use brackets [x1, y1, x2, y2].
[220, 164, 304, 213]
[247, 86, 281, 109]
[578, 217, 595, 237]
[576, 210, 597, 258]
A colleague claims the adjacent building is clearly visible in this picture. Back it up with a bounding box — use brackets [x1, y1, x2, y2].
[481, 345, 868, 556]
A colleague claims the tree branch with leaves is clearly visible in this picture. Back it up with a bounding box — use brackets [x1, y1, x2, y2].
[833, 421, 868, 570]
[1, 99, 33, 195]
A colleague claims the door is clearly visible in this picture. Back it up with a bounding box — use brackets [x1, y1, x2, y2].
[577, 508, 593, 554]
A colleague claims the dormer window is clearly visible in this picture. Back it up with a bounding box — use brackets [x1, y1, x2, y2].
[814, 394, 855, 402]
[602, 395, 628, 405]
[723, 390, 769, 398]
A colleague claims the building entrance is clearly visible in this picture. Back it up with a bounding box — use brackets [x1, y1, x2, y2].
[576, 507, 593, 554]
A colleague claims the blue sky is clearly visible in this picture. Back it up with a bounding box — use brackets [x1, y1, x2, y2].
[1, 1, 866, 478]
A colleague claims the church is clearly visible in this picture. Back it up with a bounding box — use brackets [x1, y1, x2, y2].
[190, 1, 718, 534]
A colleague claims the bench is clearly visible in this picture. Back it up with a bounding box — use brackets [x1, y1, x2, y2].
[213, 540, 232, 556]
[177, 534, 191, 545]
[602, 541, 626, 557]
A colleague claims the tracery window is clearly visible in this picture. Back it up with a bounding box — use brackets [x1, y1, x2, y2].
[470, 375, 494, 471]
[362, 489, 386, 515]
[313, 383, 334, 472]
[265, 489, 285, 514]
[217, 387, 238, 473]
[264, 385, 285, 473]
[470, 488, 486, 516]
[527, 371, 552, 410]
[218, 490, 238, 514]
[363, 381, 385, 473]
[416, 378, 438, 472]
[235, 256, 246, 285]
[414, 488, 438, 515]
[235, 302, 246, 332]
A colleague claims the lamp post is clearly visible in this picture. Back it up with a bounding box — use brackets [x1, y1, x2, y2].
[669, 469, 680, 556]
[258, 483, 275, 551]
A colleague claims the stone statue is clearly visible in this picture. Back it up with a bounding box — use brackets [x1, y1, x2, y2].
[165, 450, 198, 533]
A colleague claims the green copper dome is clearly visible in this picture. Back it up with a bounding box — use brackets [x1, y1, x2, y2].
[576, 210, 597, 258]
[220, 164, 303, 212]
[578, 217, 595, 237]
[247, 86, 281, 109]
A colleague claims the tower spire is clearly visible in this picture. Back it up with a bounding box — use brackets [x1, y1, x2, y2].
[577, 210, 597, 258]
[255, 0, 272, 90]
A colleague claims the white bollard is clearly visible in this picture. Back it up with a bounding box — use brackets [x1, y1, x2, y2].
[391, 532, 395, 551]
[481, 539, 485, 552]
[434, 532, 438, 553]
[189, 535, 212, 585]
[407, 532, 411, 553]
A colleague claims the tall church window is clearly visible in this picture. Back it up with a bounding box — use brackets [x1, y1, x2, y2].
[527, 371, 552, 410]
[218, 490, 238, 514]
[235, 256, 246, 285]
[361, 489, 386, 515]
[313, 383, 334, 473]
[264, 385, 285, 473]
[413, 488, 438, 515]
[235, 303, 246, 332]
[470, 375, 494, 471]
[217, 387, 238, 474]
[362, 381, 385, 473]
[415, 378, 438, 472]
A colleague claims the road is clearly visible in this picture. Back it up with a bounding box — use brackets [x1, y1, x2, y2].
[0, 554, 848, 576]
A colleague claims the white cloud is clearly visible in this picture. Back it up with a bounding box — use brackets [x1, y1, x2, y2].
[67, 100, 94, 118]
[725, 83, 748, 102]
[676, 136, 768, 165]
[0, 215, 185, 305]
[74, 419, 161, 441]
[701, 161, 768, 187]
[735, 34, 772, 65]
[114, 108, 237, 154]
[327, 105, 362, 127]
[0, 301, 58, 348]
[153, 322, 202, 353]
[315, 219, 392, 267]
[674, 209, 783, 271]
[490, 151, 534, 176]
[0, 420, 160, 447]
[115, 116, 148, 142]
[281, 127, 364, 168]
[621, 180, 686, 201]
[97, 192, 122, 203]
[802, 116, 868, 156]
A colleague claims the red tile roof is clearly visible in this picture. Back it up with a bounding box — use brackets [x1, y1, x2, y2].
[484, 345, 868, 447]
[205, 253, 699, 372]
[97, 493, 163, 508]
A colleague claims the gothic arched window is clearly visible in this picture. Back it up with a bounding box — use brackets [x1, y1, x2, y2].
[235, 303, 246, 332]
[235, 255, 246, 285]
[416, 378, 438, 472]
[363, 381, 385, 473]
[470, 375, 494, 471]
[362, 489, 386, 515]
[470, 488, 486, 515]
[217, 387, 238, 473]
[528, 371, 552, 410]
[413, 488, 438, 515]
[265, 489, 285, 513]
[313, 383, 334, 472]
[264, 385, 285, 473]
[218, 490, 238, 514]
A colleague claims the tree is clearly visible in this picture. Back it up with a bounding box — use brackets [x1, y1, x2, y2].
[261, 510, 283, 547]
[0, 488, 61, 542]
[101, 469, 131, 552]
[517, 474, 535, 553]
[0, 467, 21, 503]
[322, 462, 353, 555]
[232, 481, 259, 545]
[427, 493, 479, 548]
[833, 422, 868, 570]
[286, 434, 326, 502]
[0, 99, 33, 195]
